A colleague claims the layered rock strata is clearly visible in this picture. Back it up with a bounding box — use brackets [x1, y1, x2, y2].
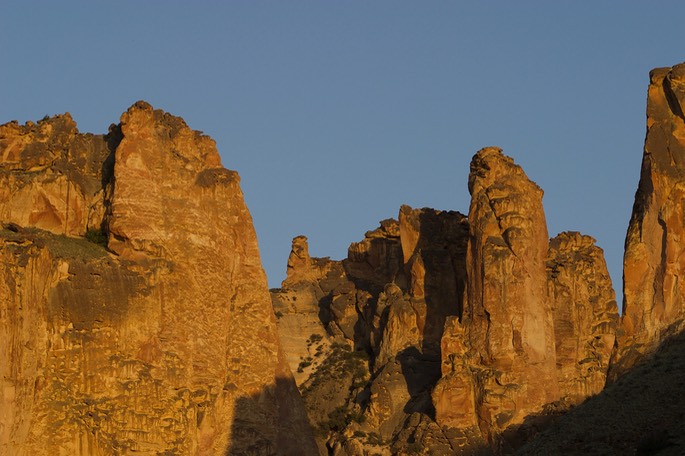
[0, 103, 316, 456]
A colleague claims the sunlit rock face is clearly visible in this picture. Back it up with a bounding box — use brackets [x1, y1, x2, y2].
[0, 113, 112, 236]
[0, 102, 316, 456]
[617, 63, 685, 375]
[462, 147, 559, 435]
[547, 232, 618, 403]
[273, 146, 622, 454]
[436, 147, 563, 446]
[435, 152, 620, 448]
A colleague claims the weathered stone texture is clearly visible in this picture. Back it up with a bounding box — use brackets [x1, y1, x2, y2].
[446, 147, 559, 437]
[0, 114, 114, 237]
[272, 208, 468, 454]
[398, 206, 469, 359]
[621, 63, 685, 365]
[0, 103, 316, 456]
[547, 232, 618, 403]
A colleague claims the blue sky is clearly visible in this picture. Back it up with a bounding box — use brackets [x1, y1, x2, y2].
[2, 2, 685, 306]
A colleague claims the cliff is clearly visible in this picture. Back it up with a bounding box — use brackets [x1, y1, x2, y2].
[274, 149, 618, 455]
[616, 63, 685, 375]
[0, 103, 316, 455]
[3, 61, 684, 456]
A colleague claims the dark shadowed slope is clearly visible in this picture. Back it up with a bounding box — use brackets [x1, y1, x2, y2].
[515, 324, 685, 456]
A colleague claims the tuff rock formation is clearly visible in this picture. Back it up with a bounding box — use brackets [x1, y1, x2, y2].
[4, 61, 683, 456]
[0, 103, 316, 456]
[547, 232, 618, 403]
[0, 113, 110, 236]
[457, 147, 559, 435]
[275, 148, 622, 455]
[517, 60, 685, 456]
[618, 63, 685, 374]
[272, 208, 469, 454]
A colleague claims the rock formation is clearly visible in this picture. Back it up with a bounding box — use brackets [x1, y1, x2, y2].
[0, 103, 316, 455]
[516, 324, 685, 456]
[547, 232, 618, 403]
[274, 149, 624, 455]
[517, 60, 685, 456]
[460, 147, 559, 435]
[272, 208, 469, 454]
[618, 63, 685, 373]
[0, 113, 111, 236]
[4, 61, 684, 456]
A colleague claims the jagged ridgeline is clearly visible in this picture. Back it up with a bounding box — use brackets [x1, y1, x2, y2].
[272, 63, 685, 455]
[273, 150, 618, 455]
[2, 63, 685, 456]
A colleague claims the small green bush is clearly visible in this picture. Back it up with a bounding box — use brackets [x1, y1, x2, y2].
[297, 360, 312, 372]
[85, 227, 107, 247]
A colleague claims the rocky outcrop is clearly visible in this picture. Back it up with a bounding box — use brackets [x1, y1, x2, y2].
[7, 61, 681, 456]
[0, 114, 113, 237]
[0, 103, 316, 456]
[397, 206, 469, 359]
[275, 148, 624, 454]
[272, 208, 469, 454]
[271, 236, 333, 386]
[516, 326, 685, 456]
[547, 232, 618, 403]
[619, 63, 685, 373]
[460, 147, 559, 436]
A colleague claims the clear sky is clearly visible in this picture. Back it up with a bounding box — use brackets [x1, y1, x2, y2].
[2, 2, 685, 306]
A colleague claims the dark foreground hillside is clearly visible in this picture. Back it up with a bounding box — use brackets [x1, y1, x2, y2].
[516, 325, 685, 456]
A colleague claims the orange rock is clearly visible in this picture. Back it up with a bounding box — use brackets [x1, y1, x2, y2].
[547, 232, 618, 403]
[462, 147, 558, 434]
[0, 113, 112, 236]
[618, 63, 685, 373]
[0, 103, 316, 455]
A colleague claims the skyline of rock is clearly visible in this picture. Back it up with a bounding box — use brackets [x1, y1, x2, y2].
[2, 61, 685, 455]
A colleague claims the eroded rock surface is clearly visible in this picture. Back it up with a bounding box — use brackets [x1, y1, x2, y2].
[275, 148, 625, 455]
[619, 63, 685, 374]
[0, 113, 114, 237]
[273, 208, 469, 455]
[460, 147, 559, 436]
[0, 103, 316, 456]
[547, 232, 618, 403]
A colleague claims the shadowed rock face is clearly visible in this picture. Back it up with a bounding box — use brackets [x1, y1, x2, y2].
[272, 208, 469, 454]
[462, 147, 558, 435]
[0, 102, 316, 456]
[619, 63, 685, 371]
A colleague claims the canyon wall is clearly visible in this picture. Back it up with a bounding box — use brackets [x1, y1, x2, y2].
[3, 61, 684, 456]
[275, 149, 619, 454]
[0, 103, 316, 456]
[617, 63, 685, 374]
